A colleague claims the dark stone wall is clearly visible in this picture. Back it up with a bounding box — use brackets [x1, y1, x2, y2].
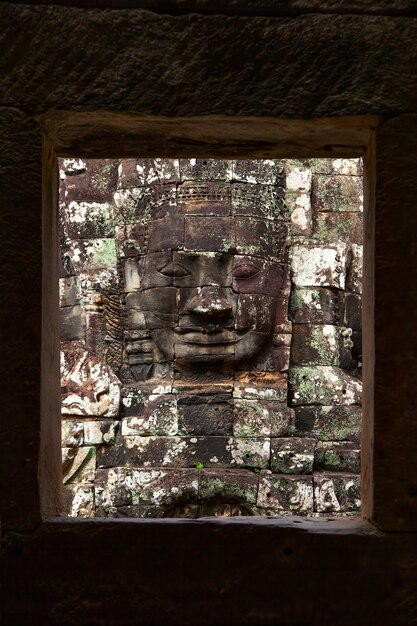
[2, 2, 417, 625]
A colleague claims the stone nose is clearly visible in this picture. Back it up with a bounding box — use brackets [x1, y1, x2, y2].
[186, 286, 233, 318]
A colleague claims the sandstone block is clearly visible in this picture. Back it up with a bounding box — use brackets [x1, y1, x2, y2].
[291, 245, 347, 289]
[62, 484, 94, 518]
[59, 276, 78, 307]
[346, 243, 363, 294]
[291, 324, 353, 368]
[289, 287, 345, 325]
[232, 159, 284, 185]
[257, 471, 314, 515]
[294, 405, 361, 444]
[121, 395, 178, 436]
[314, 442, 360, 473]
[84, 420, 118, 445]
[62, 446, 96, 484]
[270, 437, 316, 474]
[177, 399, 233, 436]
[314, 472, 361, 513]
[60, 304, 84, 341]
[286, 191, 313, 236]
[199, 468, 259, 504]
[180, 159, 232, 182]
[61, 419, 84, 447]
[315, 211, 363, 246]
[289, 366, 362, 406]
[311, 174, 363, 212]
[94, 467, 132, 515]
[62, 201, 115, 239]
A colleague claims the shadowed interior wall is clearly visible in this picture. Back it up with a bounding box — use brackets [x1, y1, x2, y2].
[2, 2, 417, 625]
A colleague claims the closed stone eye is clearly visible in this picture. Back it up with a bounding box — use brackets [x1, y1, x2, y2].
[158, 262, 190, 278]
[233, 263, 261, 279]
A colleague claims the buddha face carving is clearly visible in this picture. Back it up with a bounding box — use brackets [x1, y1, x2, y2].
[124, 183, 287, 378]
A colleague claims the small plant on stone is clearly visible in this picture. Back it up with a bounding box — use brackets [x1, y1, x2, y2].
[195, 461, 204, 469]
[253, 468, 261, 474]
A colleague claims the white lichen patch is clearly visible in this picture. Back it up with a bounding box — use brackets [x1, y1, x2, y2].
[286, 167, 312, 193]
[290, 366, 362, 406]
[291, 245, 347, 289]
[227, 437, 270, 468]
[233, 385, 286, 402]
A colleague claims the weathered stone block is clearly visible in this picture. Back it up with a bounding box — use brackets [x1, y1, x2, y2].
[232, 160, 284, 185]
[60, 304, 84, 341]
[179, 159, 233, 182]
[147, 215, 184, 252]
[291, 245, 347, 289]
[291, 324, 353, 367]
[236, 217, 285, 261]
[174, 251, 233, 288]
[68, 238, 117, 271]
[95, 436, 202, 468]
[274, 297, 291, 333]
[314, 472, 361, 513]
[233, 373, 287, 402]
[270, 438, 315, 474]
[123, 258, 141, 292]
[236, 293, 277, 333]
[130, 468, 199, 506]
[231, 184, 285, 221]
[177, 181, 232, 215]
[289, 366, 362, 406]
[314, 212, 363, 246]
[62, 484, 94, 518]
[271, 333, 291, 372]
[228, 437, 271, 469]
[286, 166, 312, 193]
[314, 442, 360, 473]
[60, 159, 118, 204]
[61, 419, 84, 447]
[184, 215, 235, 252]
[346, 243, 363, 294]
[257, 471, 313, 515]
[59, 276, 78, 307]
[199, 468, 259, 504]
[331, 159, 362, 176]
[344, 293, 362, 331]
[232, 399, 293, 438]
[62, 446, 96, 484]
[62, 201, 115, 239]
[177, 400, 233, 436]
[294, 405, 361, 444]
[115, 223, 148, 257]
[61, 346, 121, 417]
[94, 467, 132, 515]
[232, 256, 283, 296]
[289, 287, 345, 325]
[286, 191, 313, 236]
[311, 174, 363, 212]
[121, 395, 178, 436]
[233, 399, 273, 437]
[84, 420, 118, 445]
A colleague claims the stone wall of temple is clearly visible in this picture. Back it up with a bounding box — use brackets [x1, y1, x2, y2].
[59, 157, 363, 518]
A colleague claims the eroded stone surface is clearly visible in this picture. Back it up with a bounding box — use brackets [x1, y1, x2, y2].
[59, 157, 362, 518]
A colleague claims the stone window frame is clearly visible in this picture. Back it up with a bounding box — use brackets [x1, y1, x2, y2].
[4, 109, 417, 541]
[14, 112, 385, 530]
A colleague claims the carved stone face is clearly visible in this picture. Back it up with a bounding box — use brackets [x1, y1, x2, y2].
[125, 190, 286, 377]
